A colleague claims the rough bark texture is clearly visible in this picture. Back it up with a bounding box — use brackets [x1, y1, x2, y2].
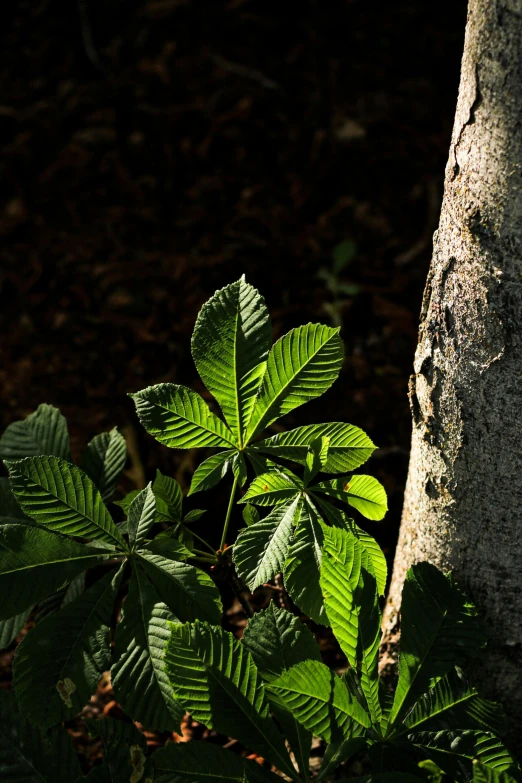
[385, 0, 522, 751]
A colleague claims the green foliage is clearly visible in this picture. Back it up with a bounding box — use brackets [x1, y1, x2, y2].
[0, 407, 222, 747]
[0, 404, 71, 462]
[0, 279, 515, 783]
[164, 620, 297, 780]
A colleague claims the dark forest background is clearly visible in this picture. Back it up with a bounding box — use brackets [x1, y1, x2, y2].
[0, 0, 467, 563]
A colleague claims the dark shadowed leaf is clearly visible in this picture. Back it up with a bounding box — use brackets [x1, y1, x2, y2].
[14, 566, 123, 728]
[0, 523, 107, 620]
[0, 404, 70, 462]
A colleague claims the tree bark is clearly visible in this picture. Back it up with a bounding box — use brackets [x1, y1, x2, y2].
[385, 0, 522, 749]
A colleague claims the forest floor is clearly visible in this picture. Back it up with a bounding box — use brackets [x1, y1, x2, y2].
[0, 0, 467, 773]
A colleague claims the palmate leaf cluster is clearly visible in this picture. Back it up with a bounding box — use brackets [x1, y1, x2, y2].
[0, 404, 222, 751]
[132, 276, 387, 622]
[0, 279, 519, 783]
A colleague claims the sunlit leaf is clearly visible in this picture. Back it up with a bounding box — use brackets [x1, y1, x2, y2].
[111, 564, 184, 732]
[269, 659, 370, 742]
[0, 404, 70, 462]
[239, 469, 302, 506]
[234, 499, 299, 590]
[131, 383, 236, 449]
[188, 450, 235, 495]
[127, 483, 156, 548]
[165, 621, 296, 779]
[311, 474, 387, 521]
[153, 469, 183, 523]
[320, 525, 362, 667]
[254, 422, 376, 474]
[81, 428, 127, 503]
[191, 277, 272, 446]
[6, 456, 126, 549]
[246, 324, 344, 440]
[284, 501, 327, 624]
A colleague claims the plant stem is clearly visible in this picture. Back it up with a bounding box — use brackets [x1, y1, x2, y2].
[192, 547, 217, 560]
[191, 555, 217, 564]
[190, 529, 217, 556]
[220, 474, 239, 552]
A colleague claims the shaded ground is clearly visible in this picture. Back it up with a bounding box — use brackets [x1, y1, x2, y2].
[0, 0, 467, 769]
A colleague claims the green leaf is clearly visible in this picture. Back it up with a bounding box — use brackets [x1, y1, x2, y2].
[114, 489, 140, 515]
[402, 670, 505, 736]
[284, 501, 327, 624]
[80, 717, 148, 783]
[269, 659, 370, 742]
[0, 689, 81, 783]
[81, 428, 127, 503]
[165, 620, 297, 780]
[191, 277, 272, 446]
[320, 525, 363, 668]
[0, 608, 31, 650]
[131, 383, 236, 449]
[473, 762, 522, 783]
[127, 484, 156, 548]
[311, 474, 388, 521]
[35, 572, 86, 624]
[303, 436, 330, 485]
[318, 500, 387, 595]
[13, 566, 123, 728]
[184, 508, 206, 523]
[242, 603, 321, 782]
[0, 404, 70, 461]
[153, 469, 183, 522]
[0, 477, 32, 523]
[143, 533, 193, 561]
[408, 730, 516, 780]
[0, 523, 106, 620]
[242, 602, 321, 682]
[254, 422, 376, 473]
[318, 736, 368, 781]
[232, 452, 248, 486]
[354, 570, 383, 727]
[188, 450, 235, 495]
[239, 469, 302, 506]
[111, 563, 184, 732]
[138, 551, 222, 623]
[6, 456, 126, 549]
[153, 740, 281, 783]
[246, 324, 344, 440]
[242, 503, 260, 527]
[234, 499, 299, 590]
[389, 562, 487, 727]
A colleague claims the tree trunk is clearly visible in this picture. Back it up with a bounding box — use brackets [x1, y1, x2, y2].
[385, 0, 522, 748]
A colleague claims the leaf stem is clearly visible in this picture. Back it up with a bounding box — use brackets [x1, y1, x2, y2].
[191, 555, 217, 564]
[220, 474, 239, 552]
[192, 547, 217, 559]
[190, 529, 217, 556]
